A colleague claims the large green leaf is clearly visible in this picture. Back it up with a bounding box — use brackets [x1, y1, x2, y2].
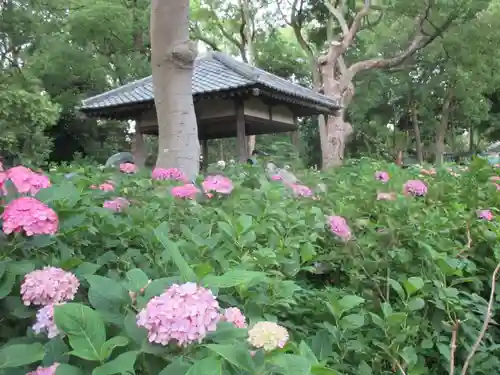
[92, 351, 138, 375]
[0, 343, 45, 369]
[53, 303, 106, 361]
[202, 270, 267, 288]
[205, 344, 255, 372]
[85, 275, 129, 312]
[185, 357, 223, 375]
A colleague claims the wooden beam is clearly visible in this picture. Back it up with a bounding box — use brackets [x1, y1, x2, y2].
[291, 115, 299, 148]
[201, 139, 208, 171]
[235, 100, 248, 162]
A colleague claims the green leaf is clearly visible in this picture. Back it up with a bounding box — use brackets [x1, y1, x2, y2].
[124, 269, 149, 293]
[270, 354, 311, 375]
[311, 330, 334, 361]
[43, 338, 69, 366]
[401, 346, 418, 368]
[205, 344, 254, 371]
[100, 336, 129, 360]
[186, 356, 223, 375]
[0, 343, 45, 368]
[298, 341, 318, 364]
[236, 215, 253, 234]
[159, 358, 191, 375]
[310, 366, 342, 375]
[358, 361, 372, 375]
[155, 223, 196, 282]
[206, 322, 248, 343]
[73, 262, 101, 279]
[339, 314, 365, 330]
[202, 270, 267, 288]
[407, 297, 425, 311]
[143, 277, 178, 300]
[123, 313, 147, 345]
[92, 351, 138, 375]
[338, 295, 365, 312]
[388, 279, 405, 300]
[86, 275, 129, 312]
[56, 364, 85, 375]
[403, 277, 424, 296]
[0, 270, 16, 299]
[53, 303, 106, 361]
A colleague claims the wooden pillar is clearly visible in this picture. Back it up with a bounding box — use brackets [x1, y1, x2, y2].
[132, 123, 146, 167]
[235, 99, 248, 162]
[201, 139, 208, 171]
[290, 116, 299, 148]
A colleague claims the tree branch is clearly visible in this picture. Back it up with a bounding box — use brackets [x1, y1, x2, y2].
[339, 1, 458, 90]
[460, 261, 500, 375]
[323, 0, 349, 37]
[449, 321, 460, 375]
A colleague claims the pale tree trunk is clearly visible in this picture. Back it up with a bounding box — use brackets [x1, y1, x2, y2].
[290, 0, 458, 169]
[150, 0, 200, 179]
[239, 0, 257, 155]
[435, 88, 453, 166]
[411, 101, 424, 164]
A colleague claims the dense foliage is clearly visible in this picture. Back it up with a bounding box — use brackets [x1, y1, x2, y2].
[0, 158, 499, 374]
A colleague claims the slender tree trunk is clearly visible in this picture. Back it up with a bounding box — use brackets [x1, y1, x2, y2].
[469, 125, 474, 153]
[150, 0, 200, 179]
[435, 88, 453, 166]
[411, 101, 424, 164]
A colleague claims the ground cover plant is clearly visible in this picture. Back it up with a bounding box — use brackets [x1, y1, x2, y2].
[0, 157, 499, 375]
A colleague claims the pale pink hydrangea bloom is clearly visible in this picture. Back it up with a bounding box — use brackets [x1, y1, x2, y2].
[152, 167, 187, 181]
[477, 209, 493, 221]
[403, 179, 427, 196]
[103, 197, 130, 212]
[32, 304, 60, 338]
[136, 282, 220, 346]
[289, 183, 313, 197]
[377, 192, 396, 201]
[119, 162, 138, 174]
[327, 215, 352, 241]
[2, 197, 58, 236]
[248, 321, 289, 351]
[21, 267, 79, 306]
[27, 363, 59, 375]
[6, 166, 51, 195]
[495, 183, 500, 191]
[375, 171, 389, 183]
[171, 184, 200, 199]
[0, 160, 3, 171]
[271, 175, 282, 181]
[202, 175, 234, 194]
[222, 307, 247, 328]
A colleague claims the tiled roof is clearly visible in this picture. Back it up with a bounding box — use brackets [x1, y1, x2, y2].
[80, 51, 340, 111]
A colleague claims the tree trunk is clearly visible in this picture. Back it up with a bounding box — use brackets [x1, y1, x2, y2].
[435, 88, 453, 166]
[411, 101, 424, 164]
[150, 0, 199, 179]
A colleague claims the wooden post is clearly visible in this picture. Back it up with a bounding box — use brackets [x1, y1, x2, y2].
[132, 122, 146, 167]
[201, 139, 208, 171]
[235, 99, 248, 162]
[290, 116, 299, 148]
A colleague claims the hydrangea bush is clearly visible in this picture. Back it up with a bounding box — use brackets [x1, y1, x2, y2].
[0, 158, 499, 374]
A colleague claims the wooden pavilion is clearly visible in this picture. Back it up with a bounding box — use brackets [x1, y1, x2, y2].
[79, 51, 340, 164]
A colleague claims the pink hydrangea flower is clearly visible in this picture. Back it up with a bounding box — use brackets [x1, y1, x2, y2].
[375, 171, 389, 183]
[202, 175, 234, 195]
[119, 163, 138, 174]
[136, 282, 220, 346]
[6, 166, 51, 195]
[288, 183, 313, 197]
[0, 171, 7, 195]
[477, 209, 493, 221]
[271, 175, 282, 181]
[222, 307, 247, 328]
[403, 179, 427, 196]
[103, 197, 130, 212]
[32, 304, 60, 338]
[2, 197, 58, 236]
[377, 192, 396, 200]
[327, 215, 352, 241]
[0, 160, 3, 171]
[171, 184, 200, 199]
[21, 267, 79, 306]
[152, 167, 187, 181]
[27, 363, 59, 375]
[98, 182, 115, 192]
[248, 321, 289, 351]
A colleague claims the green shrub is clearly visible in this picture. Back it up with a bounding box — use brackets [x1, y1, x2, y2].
[0, 157, 499, 374]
